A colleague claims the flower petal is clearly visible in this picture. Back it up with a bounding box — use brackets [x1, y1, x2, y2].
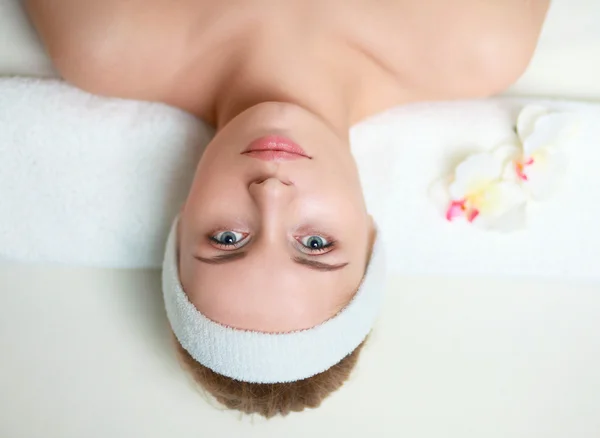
[523, 112, 576, 156]
[502, 161, 520, 183]
[472, 181, 527, 217]
[492, 144, 523, 183]
[522, 147, 567, 200]
[517, 105, 549, 140]
[493, 143, 522, 166]
[446, 200, 466, 221]
[449, 153, 503, 199]
[475, 203, 527, 232]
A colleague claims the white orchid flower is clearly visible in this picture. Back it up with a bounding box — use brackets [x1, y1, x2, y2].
[431, 152, 527, 231]
[430, 105, 576, 232]
[506, 105, 576, 200]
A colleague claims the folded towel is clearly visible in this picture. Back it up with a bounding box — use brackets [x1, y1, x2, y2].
[1, 78, 598, 279]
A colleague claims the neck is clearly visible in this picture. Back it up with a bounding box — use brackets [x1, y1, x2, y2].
[211, 49, 357, 143]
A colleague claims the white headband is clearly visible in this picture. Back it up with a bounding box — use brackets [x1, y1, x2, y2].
[162, 217, 387, 383]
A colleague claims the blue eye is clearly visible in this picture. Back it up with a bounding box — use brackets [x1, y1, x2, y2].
[210, 231, 249, 250]
[302, 235, 328, 249]
[298, 235, 335, 254]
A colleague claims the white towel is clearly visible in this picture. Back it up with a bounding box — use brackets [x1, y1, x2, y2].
[0, 78, 211, 268]
[1, 77, 599, 278]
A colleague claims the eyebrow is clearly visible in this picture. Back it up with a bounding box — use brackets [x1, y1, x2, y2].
[194, 252, 248, 265]
[292, 256, 349, 272]
[194, 252, 348, 272]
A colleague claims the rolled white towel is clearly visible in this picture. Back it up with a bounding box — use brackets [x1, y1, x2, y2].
[1, 77, 598, 280]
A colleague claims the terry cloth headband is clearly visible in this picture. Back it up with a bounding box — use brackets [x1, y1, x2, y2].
[162, 216, 387, 383]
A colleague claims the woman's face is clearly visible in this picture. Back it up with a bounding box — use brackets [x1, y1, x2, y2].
[179, 103, 373, 333]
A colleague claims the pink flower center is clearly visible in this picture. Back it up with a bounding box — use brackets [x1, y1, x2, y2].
[446, 200, 480, 223]
[515, 157, 535, 181]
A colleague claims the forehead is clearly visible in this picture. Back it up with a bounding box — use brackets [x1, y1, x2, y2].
[183, 254, 363, 333]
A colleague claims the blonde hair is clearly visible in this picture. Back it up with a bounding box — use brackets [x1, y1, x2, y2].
[175, 339, 366, 418]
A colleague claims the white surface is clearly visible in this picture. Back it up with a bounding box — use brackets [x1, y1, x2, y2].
[2, 0, 600, 436]
[1, 268, 599, 437]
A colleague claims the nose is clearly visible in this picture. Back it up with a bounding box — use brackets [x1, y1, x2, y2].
[248, 178, 293, 210]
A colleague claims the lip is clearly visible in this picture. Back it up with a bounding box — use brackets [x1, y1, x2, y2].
[243, 135, 310, 161]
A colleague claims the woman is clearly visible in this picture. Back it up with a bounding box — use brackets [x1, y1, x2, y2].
[26, 0, 549, 417]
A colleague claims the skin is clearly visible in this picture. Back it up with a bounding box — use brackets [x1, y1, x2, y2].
[179, 103, 373, 332]
[26, 0, 549, 333]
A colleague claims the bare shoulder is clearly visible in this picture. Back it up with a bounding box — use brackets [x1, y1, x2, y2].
[455, 0, 551, 97]
[367, 0, 551, 99]
[24, 0, 190, 100]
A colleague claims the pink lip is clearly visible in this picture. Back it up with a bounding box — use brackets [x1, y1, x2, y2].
[243, 135, 310, 161]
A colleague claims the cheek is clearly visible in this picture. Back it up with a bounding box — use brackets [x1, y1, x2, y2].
[300, 183, 367, 220]
[188, 154, 247, 200]
[184, 173, 248, 226]
[309, 157, 364, 197]
[195, 149, 234, 177]
[195, 131, 247, 175]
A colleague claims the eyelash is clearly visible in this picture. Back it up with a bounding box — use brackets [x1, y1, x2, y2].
[294, 235, 336, 255]
[209, 231, 250, 250]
